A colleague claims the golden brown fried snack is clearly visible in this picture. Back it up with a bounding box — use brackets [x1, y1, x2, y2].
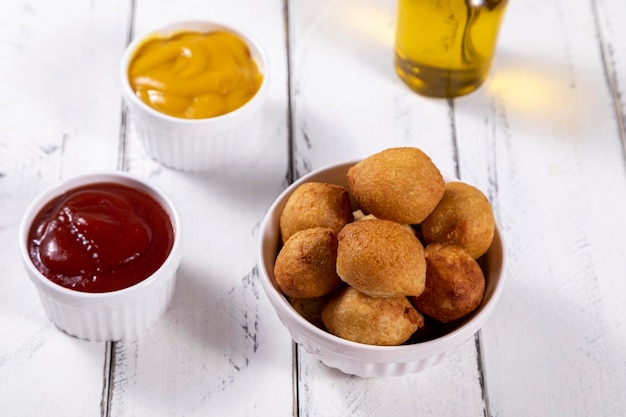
[347, 147, 445, 224]
[411, 243, 485, 323]
[274, 227, 343, 298]
[421, 181, 495, 259]
[336, 219, 426, 298]
[288, 292, 336, 329]
[352, 209, 417, 236]
[279, 182, 353, 244]
[321, 286, 424, 346]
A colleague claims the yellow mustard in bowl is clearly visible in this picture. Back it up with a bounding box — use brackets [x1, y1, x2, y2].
[128, 31, 263, 119]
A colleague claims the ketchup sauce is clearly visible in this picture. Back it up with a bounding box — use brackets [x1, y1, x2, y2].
[28, 182, 174, 293]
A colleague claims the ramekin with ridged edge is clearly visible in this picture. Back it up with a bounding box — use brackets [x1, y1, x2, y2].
[258, 160, 506, 377]
[120, 20, 270, 172]
[19, 172, 182, 342]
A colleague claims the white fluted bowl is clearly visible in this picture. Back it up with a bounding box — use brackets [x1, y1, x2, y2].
[120, 20, 270, 172]
[19, 172, 182, 342]
[258, 160, 506, 377]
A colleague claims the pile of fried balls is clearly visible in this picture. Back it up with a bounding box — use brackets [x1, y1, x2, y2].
[273, 147, 495, 346]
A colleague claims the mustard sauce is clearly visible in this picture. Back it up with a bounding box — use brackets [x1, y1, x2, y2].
[128, 31, 263, 119]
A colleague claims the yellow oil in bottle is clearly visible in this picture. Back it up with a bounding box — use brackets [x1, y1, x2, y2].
[394, 0, 508, 98]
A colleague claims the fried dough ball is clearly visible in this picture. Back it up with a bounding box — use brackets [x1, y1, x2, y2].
[279, 182, 353, 244]
[353, 209, 417, 236]
[421, 181, 495, 259]
[321, 286, 424, 346]
[336, 219, 426, 298]
[288, 293, 336, 329]
[347, 147, 445, 224]
[274, 227, 342, 298]
[411, 244, 485, 323]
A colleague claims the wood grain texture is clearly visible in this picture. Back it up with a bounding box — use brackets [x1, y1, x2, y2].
[288, 0, 458, 176]
[106, 0, 293, 416]
[0, 1, 128, 416]
[595, 0, 626, 150]
[289, 0, 487, 415]
[457, 0, 626, 415]
[2, 0, 626, 415]
[296, 338, 486, 417]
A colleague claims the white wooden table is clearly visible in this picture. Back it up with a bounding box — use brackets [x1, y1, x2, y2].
[2, 0, 626, 415]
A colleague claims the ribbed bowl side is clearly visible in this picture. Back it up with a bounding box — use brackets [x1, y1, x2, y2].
[36, 276, 176, 342]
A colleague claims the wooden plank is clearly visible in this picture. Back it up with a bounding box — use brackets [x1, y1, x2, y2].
[106, 0, 293, 415]
[596, 0, 626, 148]
[296, 340, 486, 416]
[289, 0, 488, 415]
[455, 0, 626, 415]
[288, 0, 458, 175]
[3, 0, 625, 415]
[0, 0, 129, 415]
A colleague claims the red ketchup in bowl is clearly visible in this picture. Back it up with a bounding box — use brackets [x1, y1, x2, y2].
[28, 183, 174, 293]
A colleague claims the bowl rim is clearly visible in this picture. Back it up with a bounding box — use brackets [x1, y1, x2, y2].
[19, 171, 182, 303]
[258, 159, 507, 363]
[120, 19, 270, 125]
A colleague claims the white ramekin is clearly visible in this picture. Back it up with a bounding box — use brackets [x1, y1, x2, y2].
[19, 172, 182, 342]
[120, 20, 270, 172]
[258, 160, 506, 377]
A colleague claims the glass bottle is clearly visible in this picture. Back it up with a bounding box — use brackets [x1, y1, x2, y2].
[394, 0, 508, 98]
